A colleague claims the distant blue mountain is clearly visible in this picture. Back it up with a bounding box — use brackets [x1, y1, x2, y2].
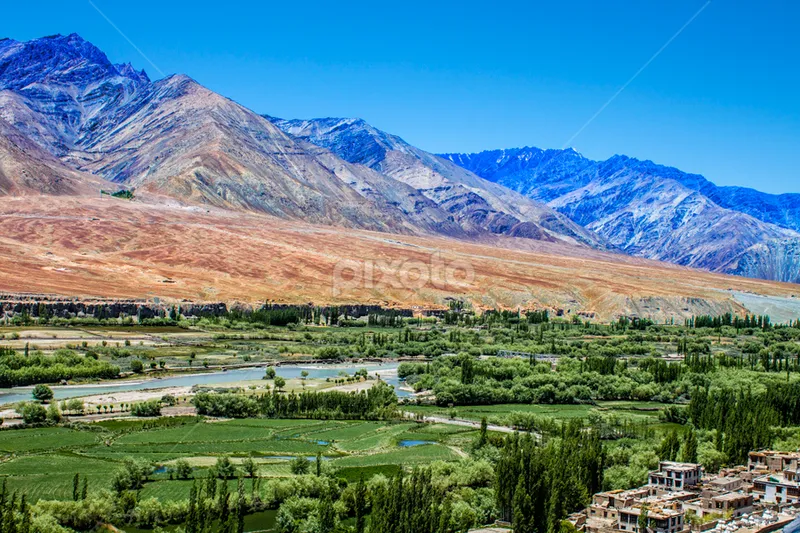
[441, 148, 800, 232]
[441, 148, 800, 282]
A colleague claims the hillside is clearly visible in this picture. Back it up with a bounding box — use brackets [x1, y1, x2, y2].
[0, 117, 102, 196]
[0, 195, 796, 322]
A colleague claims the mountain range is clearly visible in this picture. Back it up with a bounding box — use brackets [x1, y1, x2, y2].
[0, 33, 602, 249]
[0, 33, 798, 286]
[440, 149, 800, 282]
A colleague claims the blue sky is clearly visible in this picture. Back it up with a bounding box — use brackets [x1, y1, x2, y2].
[3, 0, 798, 193]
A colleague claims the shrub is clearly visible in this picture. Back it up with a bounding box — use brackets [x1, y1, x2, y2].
[161, 394, 177, 406]
[130, 400, 162, 417]
[175, 459, 192, 480]
[32, 384, 54, 402]
[290, 456, 310, 475]
[17, 401, 47, 424]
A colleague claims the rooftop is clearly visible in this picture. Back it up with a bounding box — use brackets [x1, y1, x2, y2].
[659, 461, 703, 471]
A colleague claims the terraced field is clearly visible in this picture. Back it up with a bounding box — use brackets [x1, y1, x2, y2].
[0, 417, 475, 502]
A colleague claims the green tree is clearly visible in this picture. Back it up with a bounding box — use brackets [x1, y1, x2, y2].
[216, 456, 236, 479]
[17, 402, 46, 424]
[318, 486, 336, 533]
[32, 384, 53, 402]
[657, 430, 681, 461]
[638, 503, 650, 533]
[476, 417, 488, 449]
[681, 429, 698, 463]
[176, 459, 193, 480]
[237, 476, 246, 533]
[242, 457, 258, 479]
[72, 473, 80, 501]
[274, 376, 286, 392]
[513, 476, 536, 533]
[187, 481, 199, 533]
[290, 456, 310, 475]
[354, 475, 367, 533]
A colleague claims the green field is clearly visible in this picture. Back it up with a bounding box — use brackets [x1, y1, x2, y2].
[0, 417, 472, 503]
[404, 400, 670, 425]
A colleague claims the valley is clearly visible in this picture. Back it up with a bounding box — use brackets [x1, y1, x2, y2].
[1, 306, 800, 532]
[0, 26, 798, 533]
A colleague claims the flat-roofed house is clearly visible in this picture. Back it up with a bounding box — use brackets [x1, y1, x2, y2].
[649, 462, 703, 491]
[753, 468, 800, 504]
[617, 501, 686, 533]
[748, 451, 800, 473]
[683, 492, 754, 518]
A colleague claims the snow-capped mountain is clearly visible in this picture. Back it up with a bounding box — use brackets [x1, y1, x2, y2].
[442, 148, 800, 282]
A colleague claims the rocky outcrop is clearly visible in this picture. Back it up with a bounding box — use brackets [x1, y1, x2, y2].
[723, 239, 800, 283]
[0, 294, 228, 319]
[0, 295, 415, 321]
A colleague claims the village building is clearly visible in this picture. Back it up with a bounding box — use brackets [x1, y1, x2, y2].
[752, 468, 800, 505]
[748, 451, 800, 474]
[617, 501, 687, 533]
[683, 491, 754, 519]
[587, 488, 652, 531]
[706, 475, 745, 493]
[649, 462, 703, 491]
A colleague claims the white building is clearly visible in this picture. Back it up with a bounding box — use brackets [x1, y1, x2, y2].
[649, 462, 703, 491]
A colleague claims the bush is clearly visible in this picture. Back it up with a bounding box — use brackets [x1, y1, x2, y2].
[290, 456, 310, 475]
[130, 359, 144, 373]
[161, 394, 177, 406]
[130, 400, 162, 417]
[17, 402, 47, 424]
[192, 392, 259, 418]
[32, 384, 54, 402]
[46, 402, 62, 423]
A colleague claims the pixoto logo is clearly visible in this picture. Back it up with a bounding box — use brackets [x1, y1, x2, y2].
[331, 252, 475, 296]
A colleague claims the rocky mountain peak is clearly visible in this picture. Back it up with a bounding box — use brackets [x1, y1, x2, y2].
[0, 32, 149, 91]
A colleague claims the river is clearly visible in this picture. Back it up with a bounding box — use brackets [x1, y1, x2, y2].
[0, 362, 408, 405]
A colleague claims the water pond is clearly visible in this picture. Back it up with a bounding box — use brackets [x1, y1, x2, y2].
[398, 440, 435, 447]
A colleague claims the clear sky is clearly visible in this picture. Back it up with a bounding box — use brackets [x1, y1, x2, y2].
[3, 0, 798, 193]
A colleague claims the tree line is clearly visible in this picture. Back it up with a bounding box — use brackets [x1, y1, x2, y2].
[192, 382, 398, 420]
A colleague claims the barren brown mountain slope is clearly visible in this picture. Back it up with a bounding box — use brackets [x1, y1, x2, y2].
[0, 194, 795, 321]
[0, 118, 103, 196]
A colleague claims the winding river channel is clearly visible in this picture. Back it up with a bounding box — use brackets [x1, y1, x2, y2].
[0, 362, 407, 405]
